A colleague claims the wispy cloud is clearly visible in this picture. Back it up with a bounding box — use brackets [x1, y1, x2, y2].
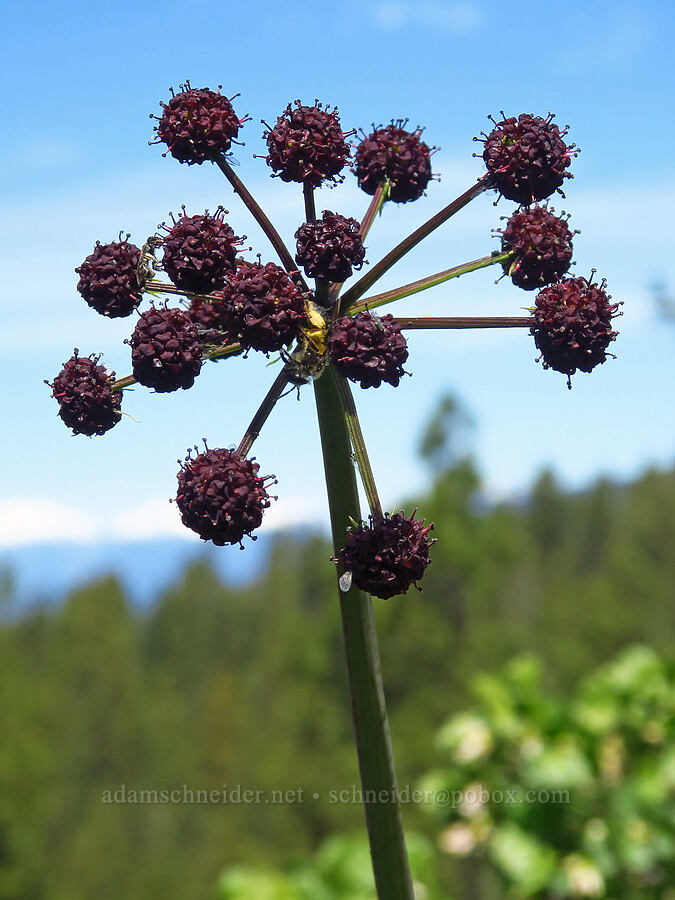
[108, 499, 191, 542]
[0, 499, 97, 548]
[373, 1, 482, 33]
[0, 495, 326, 548]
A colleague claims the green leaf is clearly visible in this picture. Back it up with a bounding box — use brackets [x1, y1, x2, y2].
[489, 823, 557, 894]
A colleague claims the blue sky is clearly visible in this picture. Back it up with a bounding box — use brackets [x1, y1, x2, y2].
[1, 0, 674, 550]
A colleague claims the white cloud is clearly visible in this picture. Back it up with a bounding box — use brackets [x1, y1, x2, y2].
[373, 2, 482, 33]
[262, 493, 328, 531]
[0, 499, 97, 547]
[108, 498, 190, 542]
[0, 494, 327, 548]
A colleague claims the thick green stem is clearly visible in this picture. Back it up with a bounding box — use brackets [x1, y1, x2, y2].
[353, 252, 512, 314]
[314, 370, 414, 900]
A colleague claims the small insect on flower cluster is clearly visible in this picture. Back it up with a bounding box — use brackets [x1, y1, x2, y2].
[49, 84, 622, 599]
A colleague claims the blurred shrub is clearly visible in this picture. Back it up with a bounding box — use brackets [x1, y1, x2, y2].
[419, 646, 675, 898]
[217, 832, 441, 900]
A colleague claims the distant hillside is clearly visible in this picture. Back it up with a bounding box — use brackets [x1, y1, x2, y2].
[0, 534, 276, 610]
[0, 462, 673, 900]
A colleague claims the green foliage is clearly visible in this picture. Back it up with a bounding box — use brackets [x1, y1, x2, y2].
[0, 412, 673, 899]
[217, 832, 440, 900]
[421, 647, 675, 898]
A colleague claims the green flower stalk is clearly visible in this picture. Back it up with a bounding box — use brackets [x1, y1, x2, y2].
[314, 369, 413, 898]
[47, 84, 622, 899]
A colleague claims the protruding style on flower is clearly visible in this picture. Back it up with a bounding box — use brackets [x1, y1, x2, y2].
[295, 211, 366, 283]
[175, 445, 275, 546]
[76, 238, 142, 318]
[354, 121, 435, 203]
[262, 101, 352, 187]
[152, 83, 245, 165]
[530, 274, 621, 387]
[329, 311, 409, 389]
[129, 305, 203, 392]
[48, 351, 121, 436]
[479, 113, 578, 205]
[220, 261, 308, 352]
[498, 205, 575, 290]
[160, 207, 242, 294]
[339, 511, 435, 600]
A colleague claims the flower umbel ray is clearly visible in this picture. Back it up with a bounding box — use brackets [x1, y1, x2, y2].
[50, 85, 622, 900]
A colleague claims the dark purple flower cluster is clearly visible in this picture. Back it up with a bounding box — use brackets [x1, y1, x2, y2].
[175, 446, 274, 546]
[76, 239, 142, 318]
[263, 101, 351, 187]
[339, 512, 435, 599]
[295, 211, 366, 283]
[221, 262, 309, 352]
[355, 122, 434, 203]
[161, 207, 241, 294]
[531, 275, 620, 386]
[329, 312, 409, 388]
[499, 205, 574, 290]
[129, 305, 202, 392]
[154, 83, 244, 164]
[48, 351, 121, 436]
[186, 296, 232, 346]
[53, 84, 620, 586]
[480, 113, 577, 204]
